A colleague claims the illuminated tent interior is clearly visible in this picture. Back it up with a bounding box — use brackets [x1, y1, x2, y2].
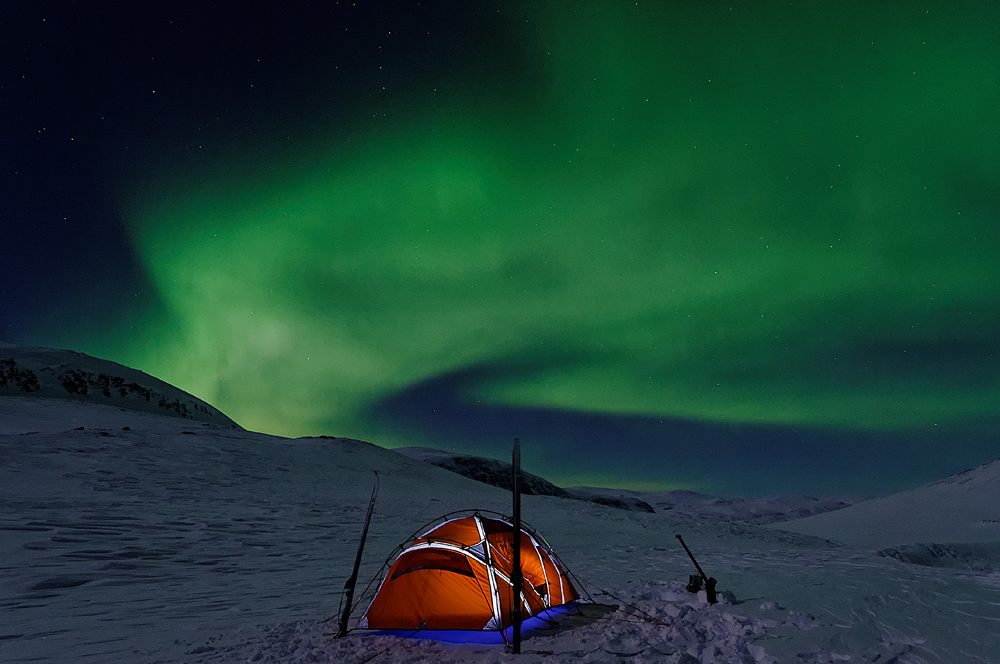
[358, 513, 579, 638]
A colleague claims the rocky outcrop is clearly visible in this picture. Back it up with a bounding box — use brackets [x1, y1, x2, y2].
[0, 342, 238, 427]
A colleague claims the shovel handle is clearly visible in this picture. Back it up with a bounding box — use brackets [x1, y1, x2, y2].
[676, 534, 709, 583]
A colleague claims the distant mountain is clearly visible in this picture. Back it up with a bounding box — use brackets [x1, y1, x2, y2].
[569, 487, 854, 526]
[393, 447, 571, 497]
[392, 447, 865, 520]
[771, 457, 1000, 548]
[0, 342, 238, 427]
[393, 447, 655, 512]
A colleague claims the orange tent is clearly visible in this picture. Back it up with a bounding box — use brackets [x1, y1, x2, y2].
[359, 513, 579, 633]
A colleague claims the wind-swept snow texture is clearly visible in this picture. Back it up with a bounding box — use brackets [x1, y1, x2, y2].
[3, 396, 1000, 662]
[0, 342, 238, 426]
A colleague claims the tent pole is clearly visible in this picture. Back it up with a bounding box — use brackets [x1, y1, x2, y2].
[512, 437, 522, 654]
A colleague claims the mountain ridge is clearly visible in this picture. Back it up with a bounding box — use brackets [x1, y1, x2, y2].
[0, 341, 238, 427]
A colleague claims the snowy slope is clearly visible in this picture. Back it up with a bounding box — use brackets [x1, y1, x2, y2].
[772, 459, 1000, 549]
[393, 446, 571, 497]
[0, 402, 513, 663]
[393, 447, 656, 512]
[391, 448, 856, 520]
[3, 357, 1000, 663]
[574, 487, 854, 525]
[0, 342, 237, 426]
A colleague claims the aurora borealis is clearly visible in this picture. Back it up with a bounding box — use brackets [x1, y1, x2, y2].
[4, 1, 1000, 495]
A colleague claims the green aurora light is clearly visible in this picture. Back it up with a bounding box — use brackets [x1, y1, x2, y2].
[92, 2, 1000, 458]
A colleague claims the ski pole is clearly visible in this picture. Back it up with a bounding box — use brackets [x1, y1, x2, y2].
[337, 471, 379, 637]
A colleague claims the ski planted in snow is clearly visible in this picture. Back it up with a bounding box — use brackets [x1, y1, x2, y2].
[337, 471, 379, 637]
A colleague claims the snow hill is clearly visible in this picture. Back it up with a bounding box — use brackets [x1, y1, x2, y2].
[393, 447, 656, 512]
[584, 488, 855, 526]
[393, 447, 572, 497]
[2, 345, 1000, 663]
[0, 342, 237, 426]
[394, 447, 857, 521]
[772, 458, 1000, 549]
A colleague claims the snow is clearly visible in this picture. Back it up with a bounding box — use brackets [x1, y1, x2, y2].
[567, 488, 854, 524]
[393, 446, 571, 497]
[3, 355, 1000, 662]
[0, 342, 237, 427]
[771, 459, 1000, 548]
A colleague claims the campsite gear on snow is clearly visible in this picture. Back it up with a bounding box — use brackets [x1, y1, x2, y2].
[676, 534, 717, 604]
[336, 472, 379, 638]
[686, 574, 704, 593]
[357, 511, 580, 644]
[511, 438, 523, 654]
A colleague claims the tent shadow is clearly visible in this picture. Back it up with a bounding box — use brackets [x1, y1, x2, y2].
[364, 602, 618, 646]
[520, 601, 618, 641]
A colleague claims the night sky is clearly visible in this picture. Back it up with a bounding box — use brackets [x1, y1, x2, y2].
[3, 1, 1000, 496]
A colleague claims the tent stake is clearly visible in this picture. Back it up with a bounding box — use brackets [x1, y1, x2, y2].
[337, 471, 379, 637]
[511, 438, 523, 654]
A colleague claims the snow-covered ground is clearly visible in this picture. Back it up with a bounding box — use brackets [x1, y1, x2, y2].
[770, 460, 1000, 549]
[3, 381, 1000, 661]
